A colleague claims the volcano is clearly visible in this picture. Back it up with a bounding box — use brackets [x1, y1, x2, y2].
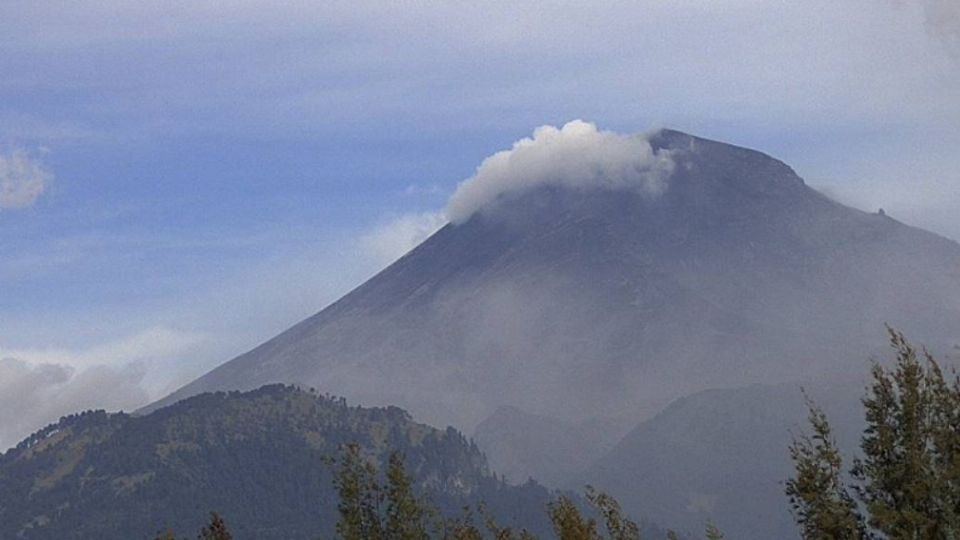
[149, 128, 960, 435]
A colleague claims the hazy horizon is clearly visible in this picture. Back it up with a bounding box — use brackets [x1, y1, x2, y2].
[2, 0, 959, 454]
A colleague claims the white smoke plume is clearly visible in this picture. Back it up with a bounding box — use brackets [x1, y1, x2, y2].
[446, 120, 674, 224]
[0, 149, 52, 209]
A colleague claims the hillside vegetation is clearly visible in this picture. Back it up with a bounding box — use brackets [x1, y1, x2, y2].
[0, 385, 556, 539]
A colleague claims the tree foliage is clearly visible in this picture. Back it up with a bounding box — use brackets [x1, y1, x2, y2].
[0, 385, 558, 539]
[153, 512, 233, 540]
[386, 451, 432, 540]
[330, 445, 697, 540]
[703, 522, 724, 540]
[333, 442, 386, 540]
[198, 512, 233, 540]
[585, 486, 640, 540]
[787, 327, 960, 539]
[332, 444, 451, 540]
[547, 495, 601, 540]
[786, 395, 863, 539]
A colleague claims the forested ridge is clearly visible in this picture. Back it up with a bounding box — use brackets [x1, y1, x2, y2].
[0, 385, 559, 539]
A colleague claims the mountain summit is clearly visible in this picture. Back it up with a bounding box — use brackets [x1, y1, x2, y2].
[150, 127, 960, 434]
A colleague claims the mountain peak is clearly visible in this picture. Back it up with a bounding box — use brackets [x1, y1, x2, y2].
[450, 126, 816, 237]
[150, 125, 960, 437]
[446, 120, 675, 224]
[446, 123, 811, 228]
[651, 127, 805, 188]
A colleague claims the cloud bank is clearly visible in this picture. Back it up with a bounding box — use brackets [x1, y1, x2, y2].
[0, 358, 148, 451]
[0, 326, 208, 450]
[0, 149, 51, 209]
[446, 120, 674, 224]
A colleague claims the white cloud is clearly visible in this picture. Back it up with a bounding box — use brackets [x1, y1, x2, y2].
[0, 326, 210, 450]
[0, 149, 51, 209]
[446, 120, 674, 223]
[0, 326, 206, 374]
[361, 211, 448, 265]
[0, 358, 148, 451]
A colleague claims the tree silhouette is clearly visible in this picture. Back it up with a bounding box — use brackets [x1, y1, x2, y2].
[787, 328, 960, 538]
[198, 512, 232, 540]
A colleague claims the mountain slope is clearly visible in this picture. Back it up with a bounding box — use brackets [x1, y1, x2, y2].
[585, 379, 868, 540]
[149, 129, 960, 435]
[472, 406, 627, 487]
[0, 385, 557, 539]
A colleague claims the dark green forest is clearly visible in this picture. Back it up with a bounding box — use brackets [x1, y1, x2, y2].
[0, 385, 558, 538]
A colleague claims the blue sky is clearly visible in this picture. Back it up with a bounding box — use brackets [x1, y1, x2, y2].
[1, 1, 958, 448]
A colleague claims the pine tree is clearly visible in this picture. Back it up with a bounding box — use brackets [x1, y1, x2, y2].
[929, 356, 960, 529]
[479, 503, 538, 540]
[386, 451, 430, 540]
[442, 506, 486, 540]
[785, 396, 863, 539]
[198, 512, 232, 540]
[704, 522, 724, 540]
[851, 329, 946, 537]
[334, 442, 385, 540]
[585, 486, 640, 540]
[547, 496, 600, 540]
[787, 328, 960, 539]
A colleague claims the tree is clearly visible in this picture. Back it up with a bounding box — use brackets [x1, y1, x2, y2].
[546, 487, 648, 540]
[442, 506, 486, 540]
[198, 512, 232, 540]
[707, 521, 724, 540]
[585, 486, 640, 540]
[333, 445, 443, 540]
[785, 396, 863, 539]
[330, 445, 658, 540]
[787, 328, 960, 539]
[851, 329, 946, 537]
[547, 495, 600, 540]
[386, 452, 431, 540]
[333, 443, 385, 540]
[437, 503, 539, 540]
[703, 522, 724, 540]
[929, 352, 960, 529]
